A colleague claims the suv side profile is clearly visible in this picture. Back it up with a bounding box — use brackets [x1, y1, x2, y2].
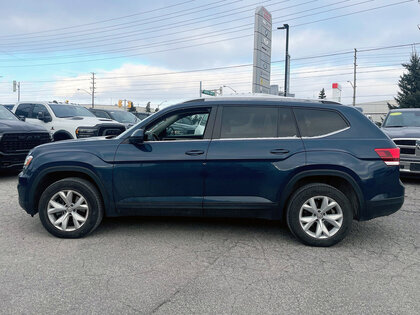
[18, 97, 404, 246]
[12, 102, 126, 141]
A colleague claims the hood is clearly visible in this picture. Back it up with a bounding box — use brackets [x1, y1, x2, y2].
[382, 126, 420, 139]
[0, 119, 48, 133]
[62, 116, 122, 126]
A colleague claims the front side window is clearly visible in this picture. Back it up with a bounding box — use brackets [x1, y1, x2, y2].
[49, 104, 96, 118]
[15, 104, 33, 118]
[294, 108, 349, 137]
[31, 104, 51, 119]
[145, 110, 210, 141]
[220, 106, 278, 139]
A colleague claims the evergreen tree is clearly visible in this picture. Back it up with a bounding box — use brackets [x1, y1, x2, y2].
[318, 88, 326, 99]
[390, 53, 420, 109]
[146, 101, 151, 113]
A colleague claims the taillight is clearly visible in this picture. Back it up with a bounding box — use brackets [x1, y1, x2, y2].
[375, 148, 400, 166]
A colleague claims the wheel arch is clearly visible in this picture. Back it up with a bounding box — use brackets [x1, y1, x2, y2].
[53, 130, 73, 141]
[30, 166, 112, 216]
[279, 170, 364, 220]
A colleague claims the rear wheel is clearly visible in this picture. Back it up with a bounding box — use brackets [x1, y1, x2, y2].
[38, 178, 103, 238]
[286, 183, 353, 247]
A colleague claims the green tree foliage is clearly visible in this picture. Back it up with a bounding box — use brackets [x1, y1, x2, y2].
[389, 53, 420, 109]
[318, 88, 326, 99]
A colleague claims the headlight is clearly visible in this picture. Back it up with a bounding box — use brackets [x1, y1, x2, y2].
[75, 127, 97, 138]
[23, 155, 33, 169]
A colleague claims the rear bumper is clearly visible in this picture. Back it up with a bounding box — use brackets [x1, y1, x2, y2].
[399, 158, 420, 174]
[360, 195, 404, 221]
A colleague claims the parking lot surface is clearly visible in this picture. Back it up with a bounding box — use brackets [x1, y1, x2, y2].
[0, 173, 419, 314]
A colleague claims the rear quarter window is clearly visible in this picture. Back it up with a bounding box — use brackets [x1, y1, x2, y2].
[294, 108, 349, 137]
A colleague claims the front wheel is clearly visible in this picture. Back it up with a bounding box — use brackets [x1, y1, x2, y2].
[38, 178, 104, 238]
[286, 183, 353, 247]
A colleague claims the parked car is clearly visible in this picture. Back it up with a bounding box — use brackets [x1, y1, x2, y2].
[133, 112, 152, 120]
[12, 102, 126, 141]
[88, 108, 140, 129]
[381, 108, 420, 175]
[0, 105, 51, 169]
[1, 104, 14, 111]
[18, 96, 404, 246]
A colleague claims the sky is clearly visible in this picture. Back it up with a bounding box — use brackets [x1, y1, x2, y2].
[0, 0, 418, 108]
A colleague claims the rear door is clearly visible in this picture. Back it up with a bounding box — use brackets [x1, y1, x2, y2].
[204, 105, 305, 218]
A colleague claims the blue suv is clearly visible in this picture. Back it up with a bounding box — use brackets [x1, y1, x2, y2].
[18, 97, 404, 246]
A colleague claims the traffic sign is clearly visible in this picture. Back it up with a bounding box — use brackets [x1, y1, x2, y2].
[202, 89, 216, 96]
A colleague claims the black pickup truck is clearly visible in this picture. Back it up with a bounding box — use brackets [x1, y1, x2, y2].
[382, 109, 420, 175]
[0, 105, 51, 170]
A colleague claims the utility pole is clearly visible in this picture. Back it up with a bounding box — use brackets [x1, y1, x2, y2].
[91, 72, 96, 108]
[277, 24, 290, 97]
[353, 48, 357, 106]
[199, 81, 202, 97]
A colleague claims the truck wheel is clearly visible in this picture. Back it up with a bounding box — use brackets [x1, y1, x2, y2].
[286, 183, 353, 247]
[38, 178, 104, 238]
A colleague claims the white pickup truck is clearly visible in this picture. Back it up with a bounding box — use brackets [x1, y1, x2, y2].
[12, 102, 126, 141]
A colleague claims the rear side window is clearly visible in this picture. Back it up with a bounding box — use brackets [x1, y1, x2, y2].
[278, 108, 298, 137]
[15, 104, 33, 118]
[294, 108, 349, 137]
[220, 106, 277, 139]
[93, 110, 110, 119]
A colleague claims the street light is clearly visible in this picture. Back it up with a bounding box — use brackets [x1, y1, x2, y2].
[223, 85, 237, 94]
[277, 24, 290, 97]
[156, 100, 167, 112]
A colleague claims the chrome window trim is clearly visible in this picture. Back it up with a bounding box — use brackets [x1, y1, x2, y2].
[300, 126, 350, 139]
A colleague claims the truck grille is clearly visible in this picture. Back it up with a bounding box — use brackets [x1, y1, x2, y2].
[393, 139, 418, 156]
[98, 125, 125, 137]
[0, 133, 51, 153]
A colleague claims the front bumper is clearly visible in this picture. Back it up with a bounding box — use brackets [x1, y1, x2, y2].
[0, 151, 27, 169]
[18, 172, 36, 216]
[399, 157, 420, 174]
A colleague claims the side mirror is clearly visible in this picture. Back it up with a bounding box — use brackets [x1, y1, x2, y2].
[37, 112, 52, 123]
[129, 129, 144, 144]
[18, 115, 26, 122]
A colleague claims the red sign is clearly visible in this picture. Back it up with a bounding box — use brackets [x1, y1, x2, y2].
[332, 83, 339, 89]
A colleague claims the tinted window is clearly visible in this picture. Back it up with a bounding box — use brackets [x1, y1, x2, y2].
[294, 108, 348, 137]
[31, 104, 50, 119]
[15, 104, 33, 118]
[383, 110, 420, 127]
[92, 110, 110, 119]
[278, 108, 298, 137]
[221, 106, 277, 139]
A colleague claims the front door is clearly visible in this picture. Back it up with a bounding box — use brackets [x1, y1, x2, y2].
[113, 106, 215, 216]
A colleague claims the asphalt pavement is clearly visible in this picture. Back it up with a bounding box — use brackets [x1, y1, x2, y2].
[0, 172, 418, 314]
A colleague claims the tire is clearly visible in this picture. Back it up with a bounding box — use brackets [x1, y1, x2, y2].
[38, 177, 104, 238]
[286, 183, 353, 247]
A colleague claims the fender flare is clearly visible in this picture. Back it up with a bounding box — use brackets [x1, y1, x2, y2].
[30, 165, 112, 215]
[278, 169, 364, 218]
[53, 130, 74, 140]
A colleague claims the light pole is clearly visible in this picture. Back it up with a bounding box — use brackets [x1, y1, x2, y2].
[77, 88, 93, 107]
[223, 85, 237, 94]
[157, 100, 167, 111]
[277, 24, 290, 97]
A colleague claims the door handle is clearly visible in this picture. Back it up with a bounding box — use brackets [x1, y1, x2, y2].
[185, 150, 205, 156]
[270, 148, 290, 155]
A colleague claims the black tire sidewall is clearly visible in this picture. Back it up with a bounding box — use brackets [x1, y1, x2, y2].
[38, 178, 102, 238]
[287, 183, 353, 247]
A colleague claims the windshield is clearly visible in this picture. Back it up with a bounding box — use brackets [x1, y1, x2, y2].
[109, 111, 138, 124]
[383, 110, 420, 127]
[49, 104, 96, 118]
[0, 105, 18, 121]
